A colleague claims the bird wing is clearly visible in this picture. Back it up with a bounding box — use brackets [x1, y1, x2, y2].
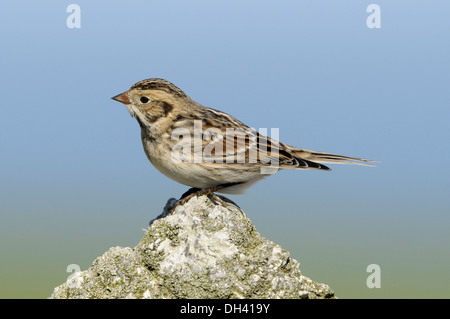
[170, 107, 331, 170]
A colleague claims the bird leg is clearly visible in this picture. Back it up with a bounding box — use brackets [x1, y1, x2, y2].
[179, 187, 202, 200]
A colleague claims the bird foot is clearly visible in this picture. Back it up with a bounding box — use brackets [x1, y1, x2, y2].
[169, 184, 243, 214]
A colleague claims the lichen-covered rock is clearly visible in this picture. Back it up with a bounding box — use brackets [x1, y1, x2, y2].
[50, 195, 335, 299]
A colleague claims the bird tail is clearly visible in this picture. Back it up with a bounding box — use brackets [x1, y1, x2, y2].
[291, 148, 376, 167]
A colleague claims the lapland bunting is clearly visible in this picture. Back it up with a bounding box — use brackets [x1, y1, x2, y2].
[112, 78, 374, 198]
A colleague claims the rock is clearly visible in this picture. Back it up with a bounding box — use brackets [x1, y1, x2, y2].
[50, 195, 335, 299]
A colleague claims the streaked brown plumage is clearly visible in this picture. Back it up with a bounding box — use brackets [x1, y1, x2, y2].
[112, 78, 374, 197]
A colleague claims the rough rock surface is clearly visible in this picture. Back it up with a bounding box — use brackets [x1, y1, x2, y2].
[50, 195, 335, 299]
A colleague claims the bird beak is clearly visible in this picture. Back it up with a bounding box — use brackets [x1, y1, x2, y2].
[111, 91, 131, 105]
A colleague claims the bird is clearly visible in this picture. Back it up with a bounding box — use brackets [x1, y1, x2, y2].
[112, 78, 374, 206]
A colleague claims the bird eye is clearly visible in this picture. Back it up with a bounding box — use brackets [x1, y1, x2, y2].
[140, 96, 149, 103]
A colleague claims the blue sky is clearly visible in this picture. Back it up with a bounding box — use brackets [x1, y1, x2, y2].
[1, 1, 449, 298]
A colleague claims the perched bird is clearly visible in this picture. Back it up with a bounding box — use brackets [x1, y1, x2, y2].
[112, 78, 374, 204]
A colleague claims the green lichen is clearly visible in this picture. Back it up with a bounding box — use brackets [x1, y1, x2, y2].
[50, 195, 335, 299]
